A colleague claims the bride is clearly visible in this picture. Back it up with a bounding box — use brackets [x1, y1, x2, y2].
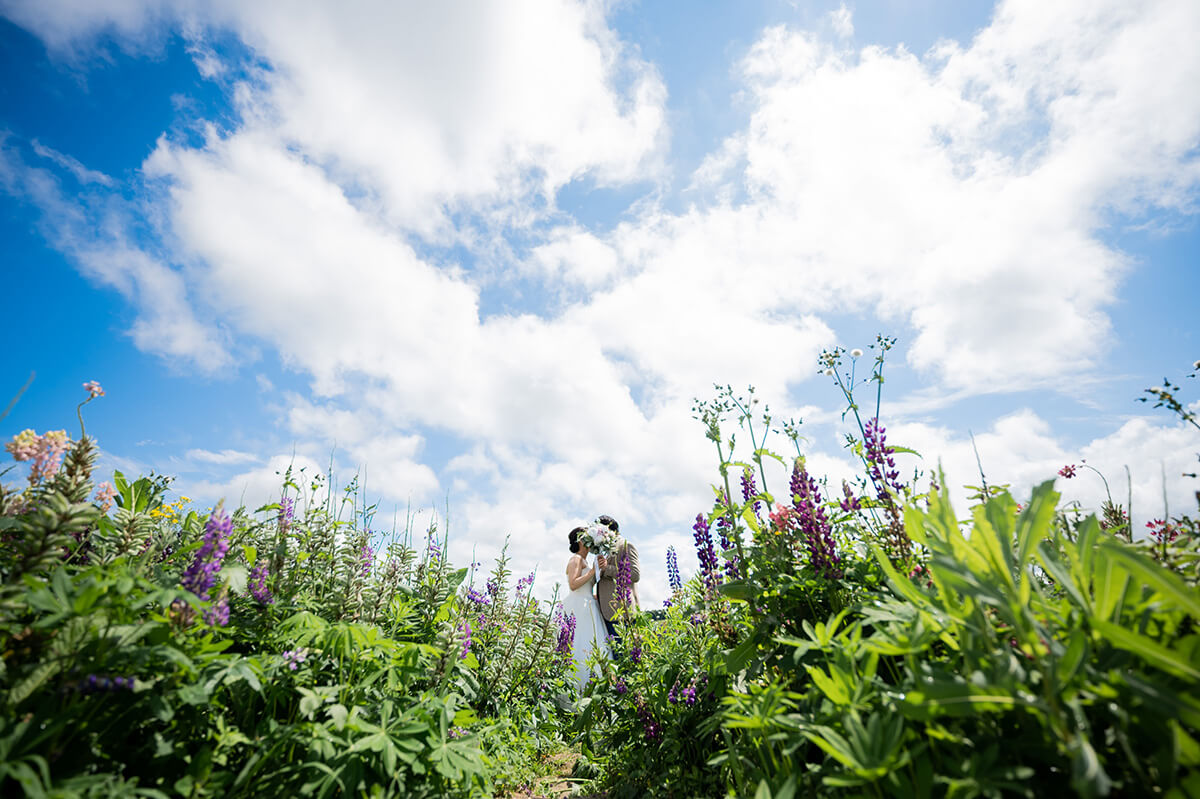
[561, 526, 611, 691]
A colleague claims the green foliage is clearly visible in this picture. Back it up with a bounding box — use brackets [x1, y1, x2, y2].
[0, 423, 571, 797]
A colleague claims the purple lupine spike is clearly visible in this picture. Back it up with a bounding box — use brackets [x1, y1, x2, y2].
[839, 480, 861, 512]
[692, 513, 720, 588]
[555, 611, 576, 662]
[715, 516, 740, 579]
[789, 460, 841, 579]
[203, 597, 230, 626]
[359, 542, 375, 577]
[616, 554, 634, 610]
[665, 546, 682, 593]
[278, 496, 294, 530]
[181, 506, 232, 600]
[458, 619, 473, 659]
[249, 562, 274, 605]
[740, 467, 762, 519]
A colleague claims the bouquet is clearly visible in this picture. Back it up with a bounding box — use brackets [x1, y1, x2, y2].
[579, 522, 619, 559]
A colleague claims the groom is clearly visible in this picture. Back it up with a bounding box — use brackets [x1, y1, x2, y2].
[594, 514, 640, 642]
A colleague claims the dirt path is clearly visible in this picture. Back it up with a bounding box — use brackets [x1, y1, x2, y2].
[503, 750, 607, 799]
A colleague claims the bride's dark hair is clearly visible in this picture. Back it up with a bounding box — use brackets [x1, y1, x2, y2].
[568, 526, 586, 553]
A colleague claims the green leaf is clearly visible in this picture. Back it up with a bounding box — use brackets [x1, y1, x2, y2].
[1099, 539, 1200, 619]
[718, 580, 757, 602]
[1093, 619, 1200, 681]
[725, 636, 758, 674]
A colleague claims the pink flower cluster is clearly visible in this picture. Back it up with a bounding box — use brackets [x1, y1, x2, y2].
[82, 381, 105, 399]
[1057, 464, 1077, 479]
[93, 481, 117, 513]
[5, 429, 71, 486]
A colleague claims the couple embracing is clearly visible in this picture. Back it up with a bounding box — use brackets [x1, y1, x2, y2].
[561, 514, 640, 691]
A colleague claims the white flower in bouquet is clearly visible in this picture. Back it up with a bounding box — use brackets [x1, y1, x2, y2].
[579, 523, 619, 559]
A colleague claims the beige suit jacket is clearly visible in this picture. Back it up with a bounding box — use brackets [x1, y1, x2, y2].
[595, 541, 640, 622]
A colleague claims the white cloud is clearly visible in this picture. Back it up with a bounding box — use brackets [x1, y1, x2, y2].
[31, 140, 114, 186]
[830, 4, 854, 39]
[184, 448, 259, 465]
[0, 138, 232, 372]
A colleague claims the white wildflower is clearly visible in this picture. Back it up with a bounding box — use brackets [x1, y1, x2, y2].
[850, 348, 864, 358]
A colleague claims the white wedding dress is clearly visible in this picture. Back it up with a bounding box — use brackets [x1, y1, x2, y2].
[561, 555, 611, 692]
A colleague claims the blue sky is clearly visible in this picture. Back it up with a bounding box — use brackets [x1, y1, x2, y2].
[2, 0, 1198, 605]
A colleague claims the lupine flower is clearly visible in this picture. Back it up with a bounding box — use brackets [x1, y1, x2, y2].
[359, 542, 375, 577]
[425, 527, 442, 562]
[635, 696, 660, 740]
[465, 587, 491, 606]
[458, 619, 473, 659]
[692, 513, 719, 588]
[788, 460, 841, 579]
[839, 480, 861, 512]
[181, 506, 232, 600]
[668, 679, 680, 704]
[203, 597, 230, 626]
[515, 572, 535, 596]
[863, 418, 904, 496]
[277, 496, 295, 529]
[485, 578, 500, 600]
[79, 674, 134, 694]
[740, 467, 762, 519]
[6, 429, 71, 485]
[82, 381, 105, 398]
[249, 562, 273, 605]
[628, 642, 642, 664]
[282, 648, 308, 670]
[665, 547, 682, 593]
[93, 481, 117, 514]
[616, 555, 634, 609]
[555, 611, 576, 661]
[614, 677, 628, 695]
[1057, 464, 1077, 479]
[715, 515, 740, 579]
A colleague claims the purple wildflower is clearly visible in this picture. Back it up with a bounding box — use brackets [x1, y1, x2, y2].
[665, 546, 682, 593]
[635, 696, 660, 740]
[616, 555, 633, 610]
[249, 563, 273, 605]
[692, 513, 719, 588]
[459, 619, 473, 659]
[839, 480, 861, 512]
[614, 677, 628, 695]
[465, 586, 491, 606]
[203, 597, 230, 626]
[485, 578, 500, 600]
[282, 649, 308, 670]
[740, 467, 762, 519]
[715, 516, 740, 579]
[864, 418, 905, 498]
[555, 611, 576, 662]
[515, 572, 535, 596]
[668, 679, 680, 704]
[78, 674, 134, 694]
[278, 496, 295, 528]
[181, 506, 232, 600]
[789, 460, 841, 579]
[359, 542, 374, 577]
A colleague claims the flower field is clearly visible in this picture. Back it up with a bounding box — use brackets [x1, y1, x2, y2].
[2, 350, 1198, 797]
